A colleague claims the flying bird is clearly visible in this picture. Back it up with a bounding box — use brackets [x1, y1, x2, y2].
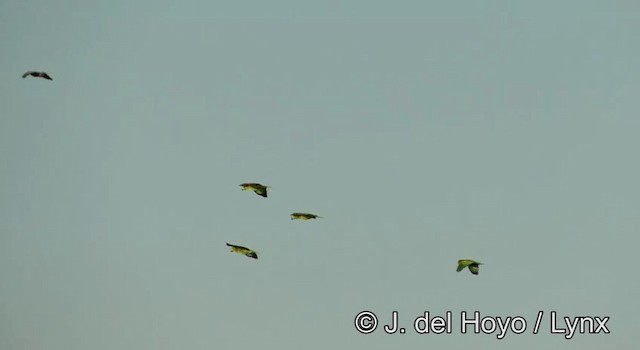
[290, 212, 323, 220]
[456, 259, 483, 275]
[226, 243, 258, 259]
[22, 71, 52, 80]
[240, 183, 269, 198]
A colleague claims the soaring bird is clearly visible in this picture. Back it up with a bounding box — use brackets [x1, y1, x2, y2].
[226, 243, 258, 259]
[456, 259, 483, 275]
[290, 212, 322, 220]
[22, 71, 52, 80]
[240, 183, 269, 198]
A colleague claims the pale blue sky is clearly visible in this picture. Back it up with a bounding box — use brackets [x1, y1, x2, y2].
[1, 1, 639, 349]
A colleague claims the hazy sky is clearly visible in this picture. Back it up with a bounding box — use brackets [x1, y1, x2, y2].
[1, 1, 639, 349]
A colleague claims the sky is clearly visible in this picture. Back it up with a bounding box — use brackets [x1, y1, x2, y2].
[1, 0, 639, 349]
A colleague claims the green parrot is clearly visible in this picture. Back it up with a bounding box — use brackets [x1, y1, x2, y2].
[290, 212, 323, 220]
[240, 183, 269, 198]
[226, 243, 258, 259]
[457, 259, 483, 275]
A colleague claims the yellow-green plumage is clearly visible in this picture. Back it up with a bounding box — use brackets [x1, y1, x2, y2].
[240, 183, 269, 197]
[227, 243, 258, 259]
[290, 212, 322, 220]
[456, 259, 483, 275]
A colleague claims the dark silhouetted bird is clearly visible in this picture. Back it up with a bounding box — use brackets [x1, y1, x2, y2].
[22, 71, 52, 80]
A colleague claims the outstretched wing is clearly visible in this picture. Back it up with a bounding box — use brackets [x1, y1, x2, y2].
[41, 72, 52, 80]
[256, 186, 268, 197]
[468, 264, 480, 275]
[22, 71, 35, 78]
[456, 263, 466, 272]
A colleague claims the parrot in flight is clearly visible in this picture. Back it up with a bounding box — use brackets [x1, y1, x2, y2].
[226, 243, 258, 259]
[457, 259, 483, 275]
[240, 183, 269, 198]
[290, 212, 323, 220]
